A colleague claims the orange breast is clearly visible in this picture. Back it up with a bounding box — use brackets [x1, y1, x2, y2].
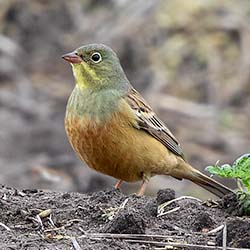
[65, 110, 175, 182]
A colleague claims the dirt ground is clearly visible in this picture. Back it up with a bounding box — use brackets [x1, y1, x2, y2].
[1, 0, 250, 199]
[0, 185, 249, 250]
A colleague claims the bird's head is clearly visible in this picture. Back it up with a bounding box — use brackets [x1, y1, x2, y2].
[62, 44, 128, 91]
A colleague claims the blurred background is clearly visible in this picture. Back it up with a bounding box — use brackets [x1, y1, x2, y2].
[0, 0, 249, 198]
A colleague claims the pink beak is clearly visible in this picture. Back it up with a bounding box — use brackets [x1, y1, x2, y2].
[62, 51, 83, 64]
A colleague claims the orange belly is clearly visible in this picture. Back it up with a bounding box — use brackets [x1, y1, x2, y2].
[65, 111, 176, 182]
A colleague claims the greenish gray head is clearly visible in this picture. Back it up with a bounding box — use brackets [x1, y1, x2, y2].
[62, 44, 128, 90]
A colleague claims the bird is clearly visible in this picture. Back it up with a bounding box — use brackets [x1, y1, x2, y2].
[62, 43, 233, 197]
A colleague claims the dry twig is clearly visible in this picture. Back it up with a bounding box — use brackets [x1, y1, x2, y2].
[80, 233, 250, 250]
[71, 237, 82, 250]
[0, 222, 11, 231]
[35, 215, 44, 231]
[157, 196, 201, 217]
[223, 223, 227, 250]
[207, 224, 224, 235]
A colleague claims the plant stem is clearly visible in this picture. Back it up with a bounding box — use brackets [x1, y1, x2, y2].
[236, 178, 244, 191]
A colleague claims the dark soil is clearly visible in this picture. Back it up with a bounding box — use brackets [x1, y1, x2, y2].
[0, 185, 249, 250]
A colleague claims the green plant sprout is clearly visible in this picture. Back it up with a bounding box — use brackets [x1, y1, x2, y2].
[206, 154, 250, 192]
[206, 154, 250, 215]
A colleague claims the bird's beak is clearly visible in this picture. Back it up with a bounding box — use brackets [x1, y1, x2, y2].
[62, 51, 83, 64]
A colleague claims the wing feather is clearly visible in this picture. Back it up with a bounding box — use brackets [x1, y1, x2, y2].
[126, 88, 185, 159]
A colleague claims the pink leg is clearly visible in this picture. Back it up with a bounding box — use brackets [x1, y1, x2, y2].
[137, 180, 148, 196]
[137, 173, 150, 196]
[115, 179, 123, 189]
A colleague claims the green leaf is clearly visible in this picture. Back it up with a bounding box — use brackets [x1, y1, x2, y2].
[206, 154, 250, 190]
[232, 154, 250, 180]
[242, 178, 250, 192]
[206, 164, 233, 178]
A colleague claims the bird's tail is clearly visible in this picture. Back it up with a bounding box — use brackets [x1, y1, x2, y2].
[172, 162, 233, 198]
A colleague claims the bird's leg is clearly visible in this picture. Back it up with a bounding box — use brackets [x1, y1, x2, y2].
[137, 173, 150, 196]
[115, 179, 123, 189]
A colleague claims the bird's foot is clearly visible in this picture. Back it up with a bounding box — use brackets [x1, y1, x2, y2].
[114, 179, 123, 189]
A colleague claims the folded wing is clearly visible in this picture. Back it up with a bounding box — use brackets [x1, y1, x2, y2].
[125, 88, 185, 159]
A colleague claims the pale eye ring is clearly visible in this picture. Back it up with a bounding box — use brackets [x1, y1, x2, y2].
[90, 52, 102, 63]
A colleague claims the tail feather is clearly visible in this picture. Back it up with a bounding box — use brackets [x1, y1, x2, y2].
[172, 162, 233, 198]
[190, 170, 233, 198]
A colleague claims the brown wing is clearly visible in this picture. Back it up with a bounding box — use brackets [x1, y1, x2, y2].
[126, 88, 185, 159]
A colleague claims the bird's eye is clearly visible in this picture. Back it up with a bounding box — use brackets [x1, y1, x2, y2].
[90, 52, 102, 63]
